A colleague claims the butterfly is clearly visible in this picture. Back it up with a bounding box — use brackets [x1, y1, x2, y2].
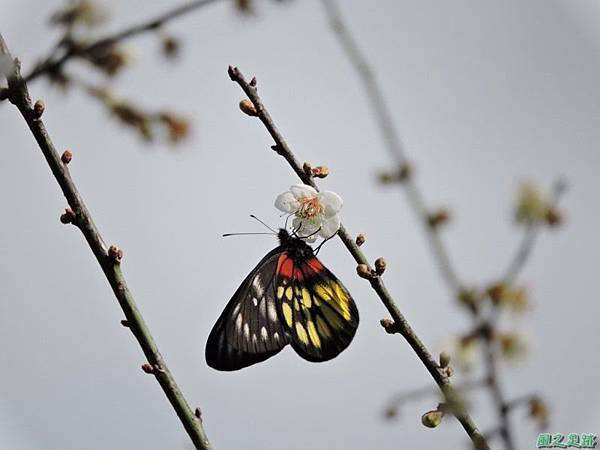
[205, 228, 359, 371]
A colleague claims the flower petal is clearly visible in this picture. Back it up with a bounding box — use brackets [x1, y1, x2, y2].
[290, 184, 317, 200]
[274, 191, 300, 213]
[318, 191, 343, 218]
[319, 214, 341, 239]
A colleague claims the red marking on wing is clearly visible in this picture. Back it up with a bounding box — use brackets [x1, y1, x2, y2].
[306, 257, 324, 273]
[276, 253, 295, 278]
[276, 253, 307, 281]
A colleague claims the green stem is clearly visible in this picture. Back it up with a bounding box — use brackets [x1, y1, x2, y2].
[0, 34, 212, 450]
[228, 65, 490, 450]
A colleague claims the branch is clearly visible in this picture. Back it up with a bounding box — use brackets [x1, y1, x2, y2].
[502, 180, 566, 284]
[22, 0, 223, 85]
[228, 65, 490, 450]
[384, 378, 489, 419]
[0, 33, 212, 450]
[481, 325, 516, 450]
[320, 0, 461, 293]
[480, 181, 565, 449]
[320, 4, 565, 449]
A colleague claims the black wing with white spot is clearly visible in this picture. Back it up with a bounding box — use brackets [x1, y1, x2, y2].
[205, 248, 292, 371]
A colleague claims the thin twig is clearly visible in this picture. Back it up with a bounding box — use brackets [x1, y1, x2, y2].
[504, 393, 540, 412]
[481, 318, 516, 450]
[502, 181, 566, 284]
[502, 224, 539, 284]
[23, 0, 223, 85]
[384, 377, 489, 416]
[482, 182, 565, 449]
[228, 65, 490, 450]
[0, 33, 212, 450]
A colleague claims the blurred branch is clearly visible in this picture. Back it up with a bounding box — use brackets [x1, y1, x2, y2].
[480, 182, 565, 449]
[25, 0, 223, 84]
[320, 3, 565, 450]
[384, 377, 489, 420]
[502, 224, 539, 284]
[502, 180, 566, 284]
[0, 33, 212, 450]
[228, 65, 490, 450]
[480, 319, 516, 450]
[320, 0, 461, 293]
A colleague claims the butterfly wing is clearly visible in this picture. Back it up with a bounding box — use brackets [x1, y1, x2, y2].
[274, 253, 359, 362]
[205, 248, 292, 371]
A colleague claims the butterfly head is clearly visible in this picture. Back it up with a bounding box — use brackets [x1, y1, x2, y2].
[277, 228, 314, 258]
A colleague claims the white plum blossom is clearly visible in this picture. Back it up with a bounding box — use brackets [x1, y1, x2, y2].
[275, 184, 343, 242]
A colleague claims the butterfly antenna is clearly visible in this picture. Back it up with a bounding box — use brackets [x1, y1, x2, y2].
[303, 227, 322, 240]
[283, 208, 302, 231]
[315, 231, 337, 255]
[249, 214, 277, 233]
[284, 213, 291, 230]
[291, 220, 303, 238]
[222, 232, 275, 238]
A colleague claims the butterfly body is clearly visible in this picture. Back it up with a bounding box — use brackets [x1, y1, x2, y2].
[205, 229, 359, 371]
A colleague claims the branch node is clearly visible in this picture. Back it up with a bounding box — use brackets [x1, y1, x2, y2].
[271, 144, 284, 155]
[108, 245, 123, 262]
[380, 318, 399, 334]
[355, 233, 366, 246]
[302, 161, 312, 175]
[239, 98, 257, 116]
[141, 363, 155, 374]
[427, 209, 451, 228]
[374, 257, 386, 275]
[439, 351, 451, 368]
[61, 150, 73, 164]
[311, 165, 329, 178]
[249, 76, 257, 87]
[544, 207, 563, 227]
[356, 263, 376, 280]
[227, 65, 238, 81]
[398, 162, 413, 181]
[195, 407, 203, 421]
[378, 162, 413, 185]
[421, 409, 444, 428]
[120, 319, 130, 327]
[32, 99, 45, 118]
[59, 208, 77, 225]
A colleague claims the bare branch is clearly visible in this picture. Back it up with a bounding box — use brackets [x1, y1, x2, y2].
[0, 33, 212, 450]
[502, 180, 566, 283]
[24, 0, 224, 84]
[320, 0, 461, 293]
[384, 378, 489, 419]
[319, 4, 568, 450]
[228, 65, 490, 450]
[481, 323, 516, 450]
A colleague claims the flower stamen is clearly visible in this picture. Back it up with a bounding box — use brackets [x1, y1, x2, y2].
[297, 197, 322, 219]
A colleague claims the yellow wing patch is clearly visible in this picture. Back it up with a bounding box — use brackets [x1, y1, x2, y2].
[274, 256, 358, 362]
[295, 322, 309, 345]
[314, 282, 352, 320]
[282, 302, 293, 327]
[306, 320, 321, 348]
[316, 316, 331, 338]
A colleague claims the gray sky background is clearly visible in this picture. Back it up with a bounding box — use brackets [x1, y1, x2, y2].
[1, 1, 599, 449]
